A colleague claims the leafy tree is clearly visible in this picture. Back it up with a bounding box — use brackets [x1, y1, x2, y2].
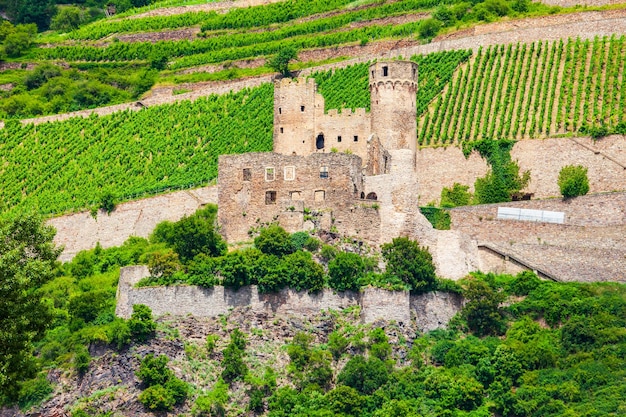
[6, 0, 55, 31]
[50, 6, 86, 31]
[283, 251, 325, 292]
[328, 252, 365, 291]
[418, 18, 442, 39]
[326, 385, 362, 416]
[268, 46, 297, 77]
[147, 250, 181, 279]
[128, 304, 156, 342]
[338, 355, 389, 395]
[0, 213, 61, 401]
[558, 165, 589, 198]
[381, 237, 436, 292]
[254, 224, 294, 257]
[137, 354, 172, 387]
[166, 205, 226, 261]
[221, 329, 248, 382]
[461, 275, 507, 336]
[3, 31, 31, 57]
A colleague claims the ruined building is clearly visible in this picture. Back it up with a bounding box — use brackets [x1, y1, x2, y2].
[218, 60, 478, 278]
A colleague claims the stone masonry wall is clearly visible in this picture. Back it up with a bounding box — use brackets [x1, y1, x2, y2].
[116, 266, 463, 332]
[50, 186, 217, 262]
[218, 152, 371, 243]
[416, 135, 626, 204]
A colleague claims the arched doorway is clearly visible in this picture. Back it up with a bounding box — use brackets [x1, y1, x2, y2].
[366, 192, 378, 201]
[316, 133, 325, 150]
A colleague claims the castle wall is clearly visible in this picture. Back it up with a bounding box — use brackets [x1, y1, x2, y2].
[116, 265, 462, 330]
[49, 186, 217, 262]
[218, 152, 368, 242]
[416, 135, 626, 204]
[315, 108, 371, 160]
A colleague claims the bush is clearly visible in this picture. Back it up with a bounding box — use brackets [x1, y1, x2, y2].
[99, 192, 116, 214]
[461, 275, 507, 337]
[381, 237, 436, 292]
[163, 205, 226, 261]
[139, 384, 176, 411]
[418, 18, 442, 39]
[128, 304, 156, 343]
[337, 355, 388, 395]
[147, 250, 181, 279]
[328, 252, 365, 292]
[221, 329, 247, 382]
[73, 346, 91, 375]
[558, 165, 589, 198]
[17, 375, 53, 409]
[290, 231, 311, 250]
[254, 224, 294, 257]
[283, 251, 325, 292]
[328, 331, 349, 360]
[440, 183, 472, 207]
[137, 354, 173, 387]
[193, 379, 228, 416]
[268, 46, 297, 77]
[509, 271, 541, 296]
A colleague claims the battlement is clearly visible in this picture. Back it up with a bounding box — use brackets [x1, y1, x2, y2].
[325, 108, 368, 117]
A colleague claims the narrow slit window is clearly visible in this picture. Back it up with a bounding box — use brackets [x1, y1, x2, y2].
[243, 168, 251, 181]
[265, 167, 275, 181]
[301, 105, 305, 112]
[319, 166, 329, 179]
[278, 107, 282, 114]
[284, 166, 295, 181]
[265, 191, 277, 204]
[280, 127, 283, 133]
[354, 135, 358, 142]
[337, 135, 342, 143]
[382, 66, 388, 76]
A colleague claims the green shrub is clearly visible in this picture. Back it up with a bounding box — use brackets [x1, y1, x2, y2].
[254, 224, 294, 257]
[73, 346, 91, 375]
[290, 231, 311, 250]
[509, 271, 541, 296]
[128, 304, 156, 343]
[98, 191, 116, 214]
[337, 355, 388, 395]
[164, 205, 226, 261]
[418, 18, 442, 39]
[328, 331, 349, 360]
[221, 329, 247, 382]
[328, 252, 365, 292]
[138, 384, 176, 411]
[107, 318, 131, 350]
[461, 275, 507, 336]
[320, 244, 338, 261]
[381, 237, 436, 292]
[17, 374, 53, 409]
[558, 165, 589, 198]
[440, 183, 472, 207]
[193, 379, 228, 416]
[283, 251, 325, 292]
[147, 250, 181, 279]
[137, 354, 173, 387]
[303, 237, 321, 252]
[206, 334, 219, 354]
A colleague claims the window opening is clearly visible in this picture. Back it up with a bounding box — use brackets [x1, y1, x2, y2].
[354, 135, 358, 142]
[314, 190, 325, 201]
[243, 168, 251, 181]
[278, 107, 282, 114]
[280, 127, 283, 133]
[337, 135, 342, 143]
[290, 191, 302, 200]
[360, 192, 365, 199]
[366, 192, 378, 201]
[284, 166, 295, 181]
[265, 167, 275, 181]
[382, 66, 388, 76]
[316, 134, 325, 150]
[265, 191, 277, 204]
[319, 166, 329, 179]
[301, 105, 305, 112]
[412, 68, 416, 78]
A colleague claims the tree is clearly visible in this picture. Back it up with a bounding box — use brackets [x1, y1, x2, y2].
[461, 275, 506, 337]
[381, 237, 436, 292]
[558, 165, 589, 198]
[50, 6, 86, 31]
[166, 205, 226, 262]
[0, 213, 61, 400]
[254, 224, 294, 257]
[268, 46, 297, 77]
[328, 252, 365, 291]
[6, 0, 56, 31]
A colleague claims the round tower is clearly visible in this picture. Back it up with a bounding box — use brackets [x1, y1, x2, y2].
[369, 61, 418, 154]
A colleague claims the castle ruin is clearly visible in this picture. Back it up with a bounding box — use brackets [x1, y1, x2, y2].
[217, 61, 479, 279]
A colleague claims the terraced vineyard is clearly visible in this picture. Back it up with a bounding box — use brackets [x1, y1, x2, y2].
[0, 50, 468, 215]
[418, 36, 626, 145]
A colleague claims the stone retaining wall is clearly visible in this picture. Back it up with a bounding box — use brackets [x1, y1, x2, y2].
[50, 186, 217, 262]
[116, 266, 463, 332]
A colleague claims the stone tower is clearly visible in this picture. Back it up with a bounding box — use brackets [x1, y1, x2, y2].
[273, 78, 318, 155]
[369, 61, 418, 154]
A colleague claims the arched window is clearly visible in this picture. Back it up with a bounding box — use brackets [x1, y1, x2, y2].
[366, 192, 378, 201]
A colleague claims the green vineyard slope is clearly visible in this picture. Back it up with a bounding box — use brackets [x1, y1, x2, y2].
[418, 36, 626, 146]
